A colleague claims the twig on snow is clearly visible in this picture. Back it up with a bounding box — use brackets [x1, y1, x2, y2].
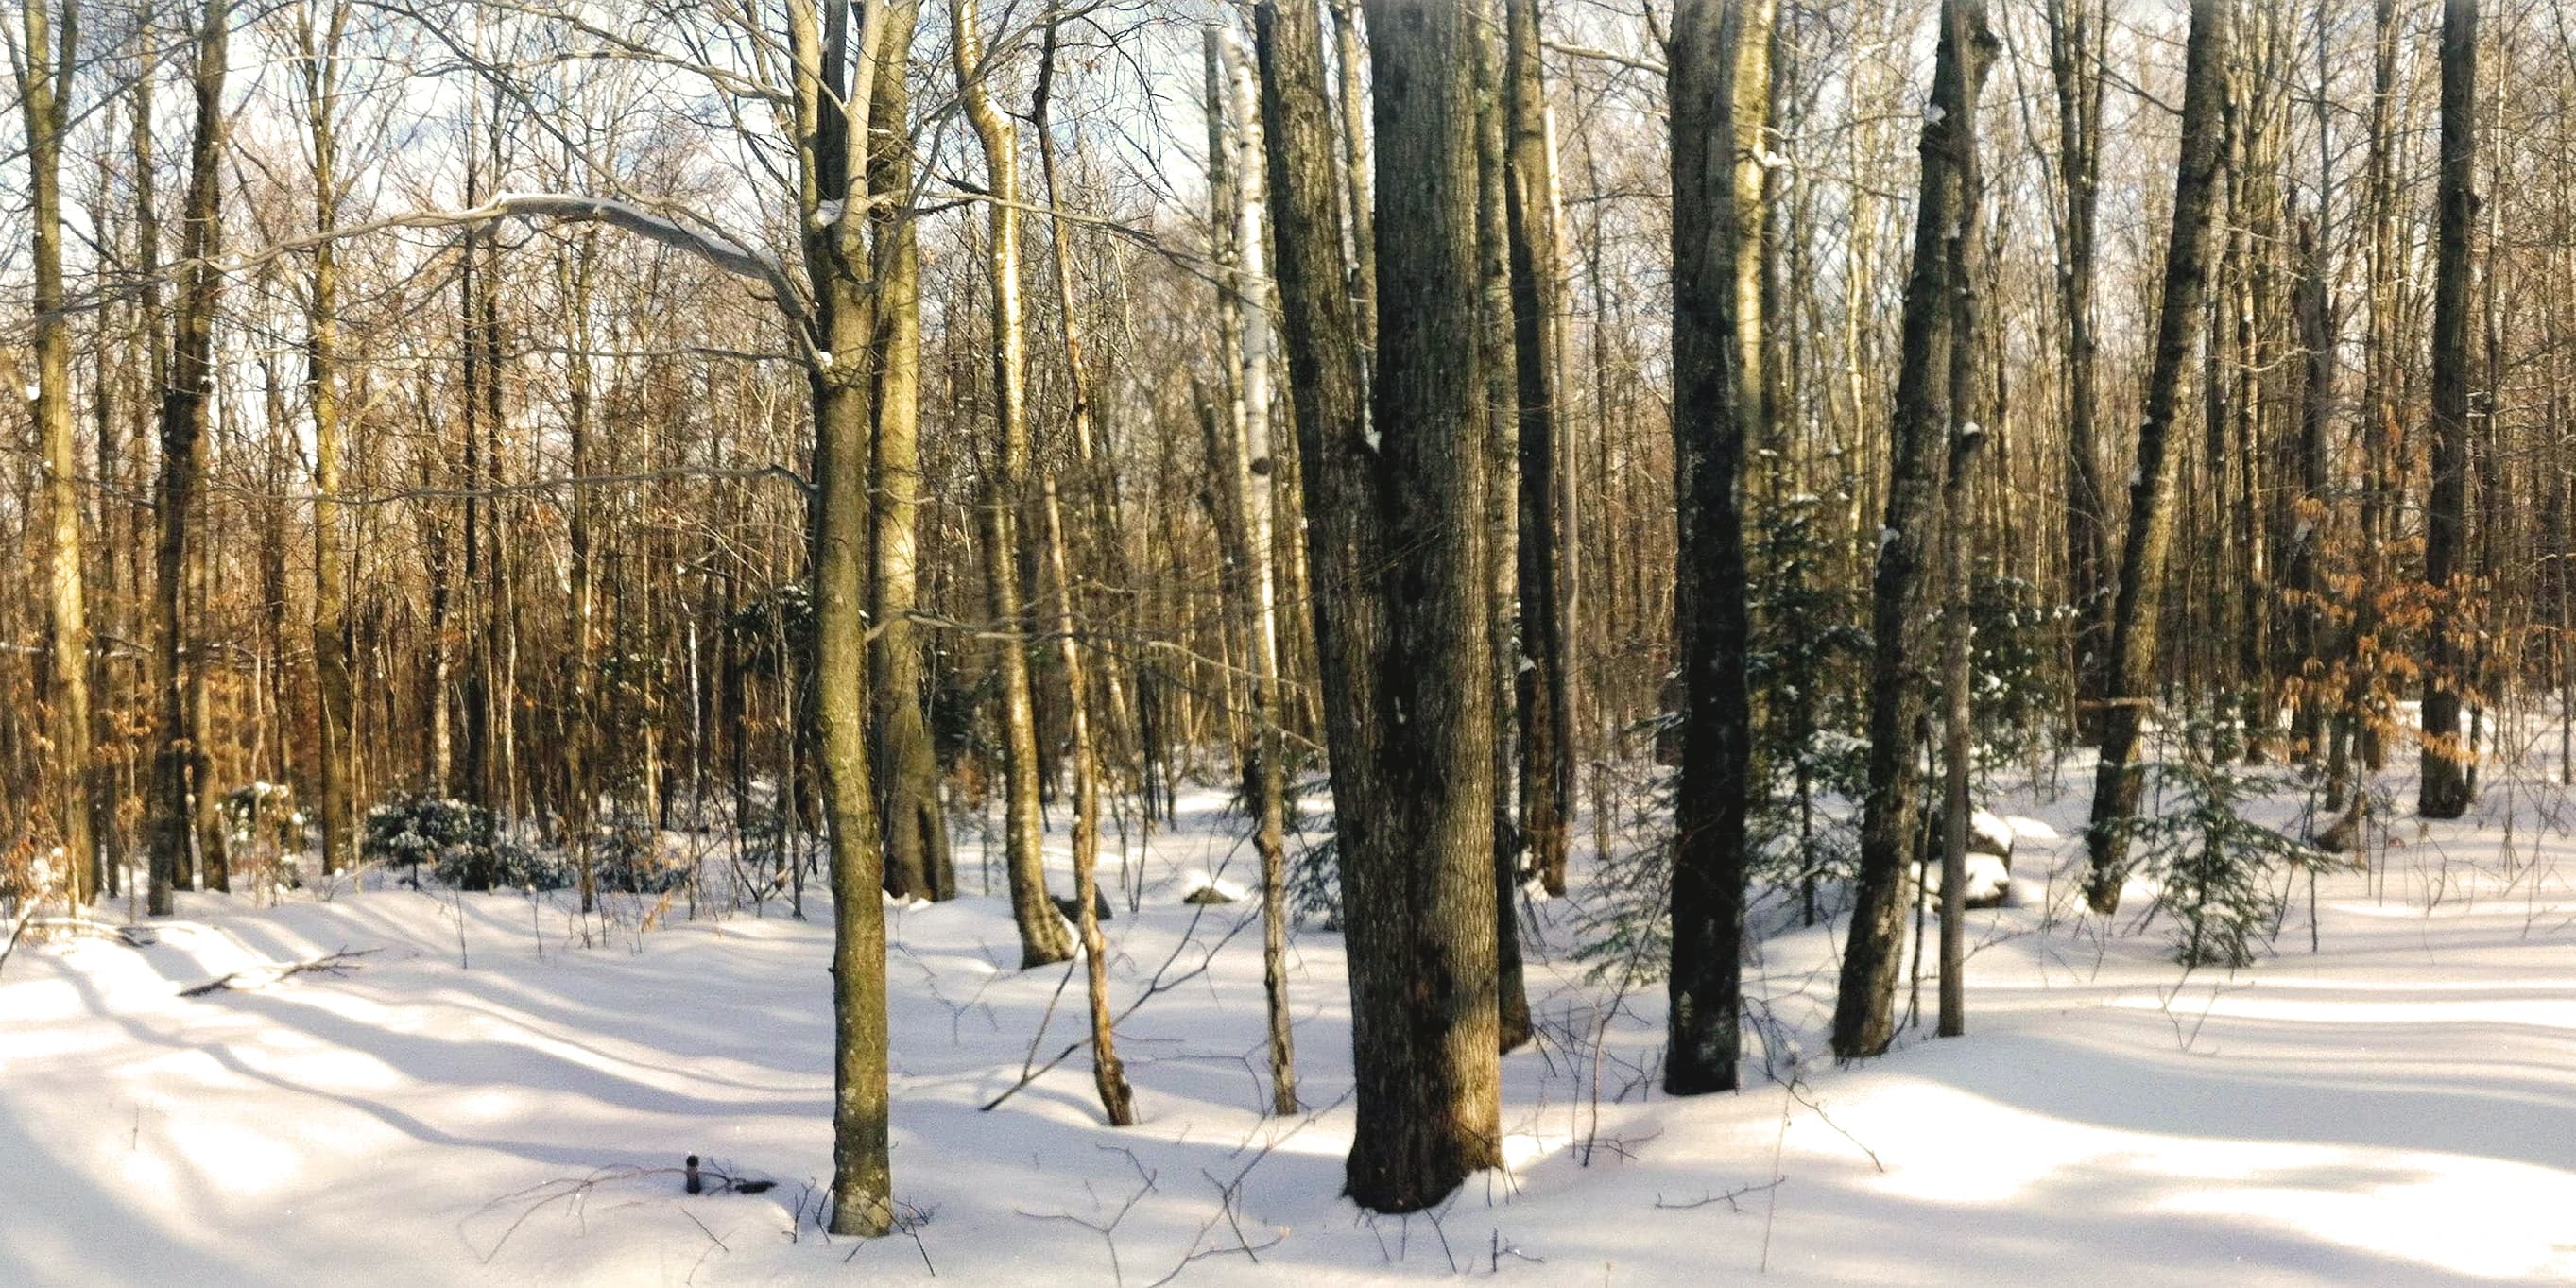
[178, 948, 377, 996]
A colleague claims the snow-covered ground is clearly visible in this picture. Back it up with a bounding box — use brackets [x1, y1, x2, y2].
[10, 762, 2576, 1286]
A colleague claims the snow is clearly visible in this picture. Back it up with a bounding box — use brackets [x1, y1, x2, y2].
[13, 767, 2576, 1285]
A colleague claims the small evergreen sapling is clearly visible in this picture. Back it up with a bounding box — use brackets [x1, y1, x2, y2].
[2126, 721, 2309, 968]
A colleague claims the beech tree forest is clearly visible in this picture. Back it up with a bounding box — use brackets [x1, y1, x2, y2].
[9, 0, 2576, 1282]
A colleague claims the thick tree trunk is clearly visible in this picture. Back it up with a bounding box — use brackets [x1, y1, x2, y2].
[1664, 0, 1771, 1094]
[1829, 0, 1991, 1060]
[1261, 0, 1501, 1214]
[2082, 0, 2231, 914]
[2419, 0, 2477, 819]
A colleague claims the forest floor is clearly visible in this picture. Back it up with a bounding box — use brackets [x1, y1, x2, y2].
[9, 750, 2576, 1286]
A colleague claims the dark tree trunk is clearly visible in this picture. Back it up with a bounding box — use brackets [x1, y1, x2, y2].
[1262, 0, 1502, 1214]
[2047, 0, 2112, 739]
[1503, 0, 1572, 905]
[2082, 0, 2232, 913]
[1830, 0, 1992, 1060]
[1471, 0, 1532, 1056]
[2419, 0, 2476, 819]
[1664, 0, 1772, 1094]
[148, 0, 231, 916]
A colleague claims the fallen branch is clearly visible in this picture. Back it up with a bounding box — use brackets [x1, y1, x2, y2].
[179, 948, 376, 997]
[1654, 1178, 1784, 1213]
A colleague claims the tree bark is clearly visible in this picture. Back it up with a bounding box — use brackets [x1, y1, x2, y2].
[300, 0, 356, 878]
[1470, 0, 1532, 1055]
[1664, 0, 1771, 1094]
[1829, 0, 1991, 1059]
[18, 0, 98, 906]
[2419, 0, 2477, 819]
[2046, 0, 2113, 738]
[1503, 0, 1573, 904]
[1211, 25, 1301, 1115]
[1261, 0, 1501, 1213]
[868, 0, 952, 902]
[953, 0, 1075, 968]
[148, 0, 231, 916]
[2082, 0, 2231, 913]
[791, 0, 897, 1238]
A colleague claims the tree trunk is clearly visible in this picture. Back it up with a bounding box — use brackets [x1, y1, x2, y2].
[1471, 0, 1532, 1055]
[2046, 0, 2113, 738]
[2419, 0, 2477, 819]
[953, 0, 1074, 968]
[1664, 0, 1771, 1094]
[1042, 479, 1134, 1125]
[1503, 0, 1573, 904]
[1829, 0, 1991, 1060]
[301, 0, 356, 878]
[868, 0, 951, 902]
[2081, 0, 2231, 913]
[148, 0, 231, 917]
[1210, 25, 1301, 1115]
[1260, 0, 1501, 1213]
[19, 0, 98, 907]
[790, 0, 897, 1238]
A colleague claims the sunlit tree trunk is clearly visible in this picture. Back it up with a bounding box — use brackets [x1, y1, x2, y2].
[953, 0, 1075, 968]
[2082, 0, 2231, 913]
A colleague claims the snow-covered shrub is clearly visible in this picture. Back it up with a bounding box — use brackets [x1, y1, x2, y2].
[363, 796, 487, 873]
[587, 809, 686, 894]
[452, 841, 575, 893]
[364, 796, 572, 891]
[2127, 728, 2308, 969]
[221, 782, 306, 854]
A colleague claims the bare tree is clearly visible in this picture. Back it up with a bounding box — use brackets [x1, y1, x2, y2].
[1262, 0, 1501, 1213]
[10, 0, 99, 905]
[2419, 0, 2478, 818]
[953, 0, 1076, 969]
[1831, 0, 1992, 1060]
[1664, 0, 1772, 1093]
[2080, 0, 2232, 915]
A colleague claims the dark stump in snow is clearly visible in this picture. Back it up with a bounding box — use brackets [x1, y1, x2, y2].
[1050, 889, 1113, 924]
